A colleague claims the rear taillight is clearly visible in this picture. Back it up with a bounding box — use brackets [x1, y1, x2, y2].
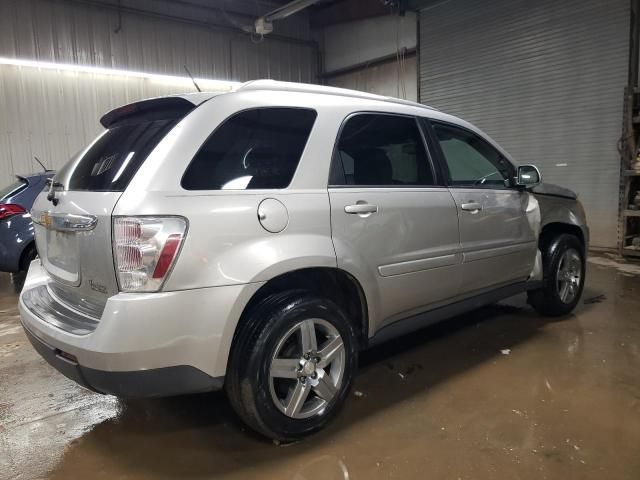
[0, 204, 27, 221]
[113, 216, 187, 292]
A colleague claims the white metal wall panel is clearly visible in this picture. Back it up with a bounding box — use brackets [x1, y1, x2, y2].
[419, 0, 629, 248]
[322, 13, 416, 72]
[0, 0, 317, 80]
[0, 65, 224, 182]
[0, 0, 317, 186]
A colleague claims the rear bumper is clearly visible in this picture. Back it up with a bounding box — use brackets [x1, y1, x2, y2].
[19, 261, 264, 397]
[22, 323, 223, 397]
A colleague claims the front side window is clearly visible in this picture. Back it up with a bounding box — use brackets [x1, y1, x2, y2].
[331, 114, 434, 187]
[432, 122, 514, 188]
[181, 108, 317, 190]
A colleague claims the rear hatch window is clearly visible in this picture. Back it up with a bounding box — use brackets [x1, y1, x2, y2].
[54, 98, 195, 192]
[0, 178, 27, 201]
[54, 120, 176, 192]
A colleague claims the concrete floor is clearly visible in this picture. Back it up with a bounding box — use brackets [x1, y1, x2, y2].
[1, 255, 640, 480]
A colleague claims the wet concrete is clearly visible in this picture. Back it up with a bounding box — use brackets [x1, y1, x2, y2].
[1, 255, 639, 480]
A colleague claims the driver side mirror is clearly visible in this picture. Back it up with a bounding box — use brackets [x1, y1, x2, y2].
[516, 164, 542, 187]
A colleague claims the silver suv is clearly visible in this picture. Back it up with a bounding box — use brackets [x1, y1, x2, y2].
[19, 80, 588, 441]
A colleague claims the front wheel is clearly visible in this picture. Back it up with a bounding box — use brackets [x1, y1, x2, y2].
[226, 291, 358, 441]
[527, 233, 585, 316]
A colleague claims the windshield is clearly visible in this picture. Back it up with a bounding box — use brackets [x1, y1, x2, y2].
[54, 119, 177, 192]
[0, 178, 27, 201]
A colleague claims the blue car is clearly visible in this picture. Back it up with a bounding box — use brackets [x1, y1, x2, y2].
[0, 171, 54, 272]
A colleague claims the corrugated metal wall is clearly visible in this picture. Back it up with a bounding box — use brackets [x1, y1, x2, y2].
[419, 0, 629, 248]
[0, 0, 318, 185]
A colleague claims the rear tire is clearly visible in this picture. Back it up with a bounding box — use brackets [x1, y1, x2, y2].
[19, 243, 37, 272]
[226, 291, 358, 441]
[527, 234, 585, 317]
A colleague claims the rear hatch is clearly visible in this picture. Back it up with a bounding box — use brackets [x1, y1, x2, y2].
[31, 97, 199, 318]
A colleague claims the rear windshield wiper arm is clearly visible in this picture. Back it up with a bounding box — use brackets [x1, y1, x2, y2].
[46, 178, 64, 206]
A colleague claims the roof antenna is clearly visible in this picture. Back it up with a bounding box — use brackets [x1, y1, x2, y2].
[33, 156, 48, 172]
[183, 65, 202, 92]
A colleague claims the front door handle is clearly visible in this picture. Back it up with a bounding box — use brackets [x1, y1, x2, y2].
[460, 202, 483, 213]
[344, 203, 378, 215]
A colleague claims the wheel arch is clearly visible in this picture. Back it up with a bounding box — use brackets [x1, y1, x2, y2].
[19, 240, 37, 271]
[230, 267, 370, 358]
[539, 222, 586, 252]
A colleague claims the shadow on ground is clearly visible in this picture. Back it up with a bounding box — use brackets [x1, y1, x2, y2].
[48, 293, 600, 479]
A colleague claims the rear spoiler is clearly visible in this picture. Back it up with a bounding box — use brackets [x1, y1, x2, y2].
[100, 97, 198, 128]
[14, 174, 29, 186]
[14, 171, 55, 185]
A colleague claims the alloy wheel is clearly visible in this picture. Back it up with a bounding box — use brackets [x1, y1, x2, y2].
[556, 248, 582, 304]
[268, 318, 346, 419]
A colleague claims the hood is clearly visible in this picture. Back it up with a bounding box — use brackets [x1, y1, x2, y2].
[532, 182, 577, 200]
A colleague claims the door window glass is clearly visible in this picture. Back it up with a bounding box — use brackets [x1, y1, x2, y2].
[332, 114, 434, 186]
[432, 122, 514, 188]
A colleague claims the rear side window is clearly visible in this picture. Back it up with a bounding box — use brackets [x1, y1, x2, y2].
[330, 114, 434, 187]
[181, 108, 317, 190]
[55, 120, 177, 192]
[0, 179, 27, 200]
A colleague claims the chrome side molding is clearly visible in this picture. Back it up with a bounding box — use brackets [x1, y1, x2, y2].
[31, 210, 98, 232]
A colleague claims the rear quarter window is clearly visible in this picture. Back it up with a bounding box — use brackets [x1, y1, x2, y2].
[181, 107, 317, 190]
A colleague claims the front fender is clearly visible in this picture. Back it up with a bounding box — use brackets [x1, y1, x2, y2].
[537, 195, 589, 247]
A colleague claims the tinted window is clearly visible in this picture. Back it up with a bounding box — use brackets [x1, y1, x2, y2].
[181, 108, 317, 190]
[55, 120, 177, 191]
[0, 179, 27, 200]
[332, 114, 434, 186]
[432, 122, 514, 188]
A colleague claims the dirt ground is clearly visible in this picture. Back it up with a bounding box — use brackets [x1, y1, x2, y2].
[1, 254, 639, 480]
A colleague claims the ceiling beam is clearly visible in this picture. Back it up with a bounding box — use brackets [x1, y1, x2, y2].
[311, 0, 396, 28]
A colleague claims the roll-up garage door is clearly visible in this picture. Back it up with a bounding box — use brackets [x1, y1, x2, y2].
[419, 0, 629, 248]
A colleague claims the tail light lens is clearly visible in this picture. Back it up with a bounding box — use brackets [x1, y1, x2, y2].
[0, 204, 27, 221]
[113, 216, 187, 292]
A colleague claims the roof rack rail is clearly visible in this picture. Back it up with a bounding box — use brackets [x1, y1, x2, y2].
[236, 79, 437, 111]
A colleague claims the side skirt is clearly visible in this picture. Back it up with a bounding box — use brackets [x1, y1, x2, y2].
[367, 281, 541, 348]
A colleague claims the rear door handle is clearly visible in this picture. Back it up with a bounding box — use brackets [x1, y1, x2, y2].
[344, 203, 378, 215]
[460, 202, 483, 213]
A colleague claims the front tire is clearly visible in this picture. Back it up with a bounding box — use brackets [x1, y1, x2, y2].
[226, 291, 358, 441]
[527, 233, 585, 316]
